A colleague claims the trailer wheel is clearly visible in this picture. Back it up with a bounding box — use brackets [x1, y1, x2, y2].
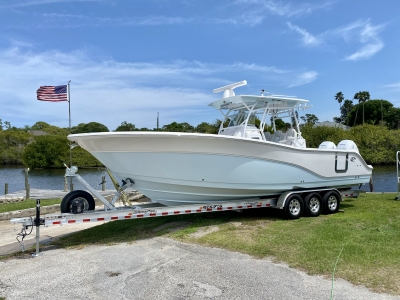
[61, 190, 95, 213]
[284, 194, 304, 219]
[304, 193, 322, 217]
[322, 191, 340, 214]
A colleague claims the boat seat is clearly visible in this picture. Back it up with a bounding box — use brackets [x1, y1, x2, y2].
[279, 128, 297, 145]
[272, 130, 283, 142]
[264, 132, 272, 141]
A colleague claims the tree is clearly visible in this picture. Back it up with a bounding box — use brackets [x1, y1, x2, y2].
[31, 121, 51, 131]
[115, 121, 137, 131]
[0, 119, 12, 131]
[354, 91, 370, 125]
[335, 92, 344, 109]
[347, 99, 393, 127]
[72, 122, 109, 133]
[341, 100, 354, 125]
[274, 119, 291, 131]
[22, 135, 70, 168]
[162, 122, 194, 132]
[300, 114, 319, 125]
[0, 130, 31, 164]
[195, 122, 216, 134]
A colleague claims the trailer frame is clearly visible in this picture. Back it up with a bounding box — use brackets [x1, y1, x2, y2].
[9, 165, 364, 228]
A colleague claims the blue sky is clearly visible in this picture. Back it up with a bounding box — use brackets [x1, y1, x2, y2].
[0, 0, 399, 131]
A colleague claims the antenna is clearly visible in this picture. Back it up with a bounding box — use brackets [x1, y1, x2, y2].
[213, 80, 247, 99]
[157, 112, 159, 130]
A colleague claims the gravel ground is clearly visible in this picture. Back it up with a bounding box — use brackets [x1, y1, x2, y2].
[1, 191, 399, 300]
[1, 236, 399, 300]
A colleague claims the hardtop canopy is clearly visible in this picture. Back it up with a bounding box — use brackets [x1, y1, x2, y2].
[208, 95, 309, 111]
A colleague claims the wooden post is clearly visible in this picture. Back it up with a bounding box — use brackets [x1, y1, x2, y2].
[24, 168, 30, 199]
[64, 177, 68, 192]
[102, 176, 106, 191]
[369, 176, 374, 192]
[5, 183, 8, 195]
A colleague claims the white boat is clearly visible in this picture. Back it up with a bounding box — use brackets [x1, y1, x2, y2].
[68, 80, 373, 206]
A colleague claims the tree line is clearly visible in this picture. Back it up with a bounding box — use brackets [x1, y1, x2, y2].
[334, 92, 400, 129]
[0, 119, 222, 167]
[2, 98, 400, 169]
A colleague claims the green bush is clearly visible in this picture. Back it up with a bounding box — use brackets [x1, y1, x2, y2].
[302, 124, 400, 164]
[22, 135, 69, 168]
[0, 130, 31, 164]
[301, 125, 348, 148]
[22, 135, 103, 168]
[71, 147, 103, 167]
[349, 125, 400, 164]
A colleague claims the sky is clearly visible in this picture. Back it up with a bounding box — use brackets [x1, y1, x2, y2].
[0, 0, 399, 131]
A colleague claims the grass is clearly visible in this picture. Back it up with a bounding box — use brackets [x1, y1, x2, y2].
[0, 198, 61, 213]
[39, 193, 400, 294]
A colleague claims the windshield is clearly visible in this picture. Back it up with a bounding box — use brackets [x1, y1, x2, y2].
[227, 110, 258, 127]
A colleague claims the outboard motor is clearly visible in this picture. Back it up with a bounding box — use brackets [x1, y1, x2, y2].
[318, 141, 337, 149]
[337, 140, 359, 153]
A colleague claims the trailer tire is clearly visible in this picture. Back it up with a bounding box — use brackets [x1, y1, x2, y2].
[61, 190, 95, 213]
[304, 193, 322, 217]
[284, 194, 304, 219]
[322, 191, 340, 214]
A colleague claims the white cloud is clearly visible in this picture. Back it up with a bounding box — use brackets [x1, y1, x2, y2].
[385, 81, 400, 90]
[286, 22, 323, 47]
[213, 13, 265, 27]
[335, 20, 386, 61]
[345, 42, 384, 61]
[17, 12, 195, 28]
[288, 71, 318, 87]
[0, 0, 99, 8]
[0, 46, 317, 129]
[234, 0, 335, 18]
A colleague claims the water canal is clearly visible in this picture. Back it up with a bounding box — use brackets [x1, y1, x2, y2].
[0, 165, 398, 195]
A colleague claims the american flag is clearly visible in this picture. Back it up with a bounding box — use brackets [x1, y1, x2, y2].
[37, 85, 68, 102]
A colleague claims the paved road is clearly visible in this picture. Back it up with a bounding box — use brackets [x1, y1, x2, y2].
[1, 236, 399, 300]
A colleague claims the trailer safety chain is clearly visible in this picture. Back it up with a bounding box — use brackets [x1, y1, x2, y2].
[15, 217, 33, 252]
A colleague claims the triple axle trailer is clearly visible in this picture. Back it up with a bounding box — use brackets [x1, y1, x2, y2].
[10, 165, 363, 229]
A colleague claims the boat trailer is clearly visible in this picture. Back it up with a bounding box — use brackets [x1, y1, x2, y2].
[9, 165, 364, 255]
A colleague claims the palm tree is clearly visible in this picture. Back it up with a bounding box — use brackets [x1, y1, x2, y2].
[335, 92, 344, 109]
[354, 91, 370, 125]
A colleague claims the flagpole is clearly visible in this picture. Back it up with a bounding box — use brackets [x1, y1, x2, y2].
[67, 80, 73, 191]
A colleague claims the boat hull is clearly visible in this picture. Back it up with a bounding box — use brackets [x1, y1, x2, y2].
[68, 132, 373, 206]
